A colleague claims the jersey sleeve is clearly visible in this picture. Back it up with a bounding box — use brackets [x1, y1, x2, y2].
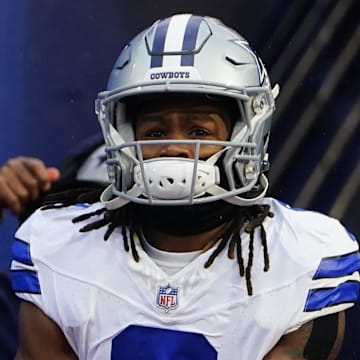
[10, 210, 44, 310]
[11, 203, 103, 315]
[286, 205, 360, 331]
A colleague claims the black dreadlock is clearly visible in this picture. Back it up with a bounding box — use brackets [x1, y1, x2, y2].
[42, 187, 274, 296]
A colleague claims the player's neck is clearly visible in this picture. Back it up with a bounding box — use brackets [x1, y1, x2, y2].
[142, 222, 230, 252]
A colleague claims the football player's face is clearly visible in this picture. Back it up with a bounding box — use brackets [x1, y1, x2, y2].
[135, 98, 232, 160]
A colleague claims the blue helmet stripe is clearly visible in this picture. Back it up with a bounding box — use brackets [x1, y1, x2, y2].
[313, 252, 360, 279]
[304, 281, 359, 311]
[11, 269, 41, 294]
[150, 17, 171, 68]
[181, 15, 203, 66]
[12, 238, 33, 266]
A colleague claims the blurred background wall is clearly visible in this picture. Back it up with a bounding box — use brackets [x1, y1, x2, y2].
[0, 0, 359, 357]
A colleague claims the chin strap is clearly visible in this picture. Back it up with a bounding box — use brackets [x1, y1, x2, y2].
[206, 173, 269, 206]
[100, 184, 143, 210]
[100, 185, 127, 210]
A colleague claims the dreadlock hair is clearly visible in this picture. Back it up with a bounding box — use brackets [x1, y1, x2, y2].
[42, 186, 274, 296]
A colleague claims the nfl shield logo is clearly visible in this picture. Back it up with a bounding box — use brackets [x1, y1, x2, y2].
[157, 284, 179, 312]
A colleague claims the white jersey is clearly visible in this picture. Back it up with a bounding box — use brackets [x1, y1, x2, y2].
[11, 198, 360, 359]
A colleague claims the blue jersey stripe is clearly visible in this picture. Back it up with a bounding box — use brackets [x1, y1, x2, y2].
[150, 17, 171, 68]
[304, 281, 359, 312]
[12, 238, 33, 266]
[346, 230, 357, 242]
[11, 270, 41, 294]
[74, 203, 91, 208]
[181, 15, 202, 66]
[314, 252, 360, 279]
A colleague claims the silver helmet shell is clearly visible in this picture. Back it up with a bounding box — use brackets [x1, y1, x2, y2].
[96, 14, 279, 208]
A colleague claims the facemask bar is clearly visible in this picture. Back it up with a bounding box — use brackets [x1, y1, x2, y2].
[104, 138, 260, 205]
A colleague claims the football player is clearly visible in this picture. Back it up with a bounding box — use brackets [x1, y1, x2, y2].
[12, 14, 360, 359]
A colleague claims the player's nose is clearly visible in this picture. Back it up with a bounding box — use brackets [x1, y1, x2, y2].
[159, 142, 193, 158]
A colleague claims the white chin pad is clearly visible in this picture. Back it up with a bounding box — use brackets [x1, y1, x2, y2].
[134, 158, 220, 200]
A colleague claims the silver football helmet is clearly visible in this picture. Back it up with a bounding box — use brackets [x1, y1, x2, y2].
[95, 14, 279, 209]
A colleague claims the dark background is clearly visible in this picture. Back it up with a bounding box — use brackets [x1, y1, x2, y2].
[0, 1, 359, 358]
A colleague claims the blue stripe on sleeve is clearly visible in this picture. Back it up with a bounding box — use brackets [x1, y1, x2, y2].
[181, 15, 202, 66]
[304, 281, 359, 312]
[12, 238, 33, 266]
[11, 270, 41, 294]
[346, 230, 357, 242]
[314, 252, 360, 279]
[74, 203, 91, 208]
[150, 17, 171, 68]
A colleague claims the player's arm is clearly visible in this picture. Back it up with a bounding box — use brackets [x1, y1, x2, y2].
[15, 300, 77, 360]
[263, 312, 344, 360]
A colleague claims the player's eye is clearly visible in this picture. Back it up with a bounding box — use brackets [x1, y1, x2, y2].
[144, 129, 166, 138]
[189, 128, 211, 137]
